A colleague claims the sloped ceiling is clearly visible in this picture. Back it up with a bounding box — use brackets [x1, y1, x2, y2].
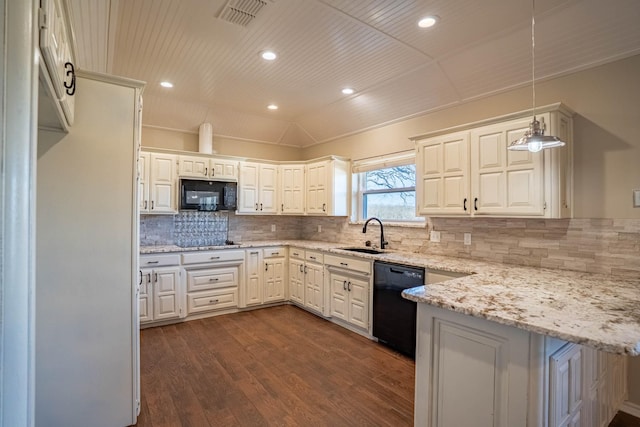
[67, 0, 640, 147]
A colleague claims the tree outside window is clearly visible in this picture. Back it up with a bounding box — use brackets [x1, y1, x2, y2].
[361, 164, 418, 221]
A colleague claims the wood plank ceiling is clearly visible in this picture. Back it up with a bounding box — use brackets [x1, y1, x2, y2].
[67, 0, 640, 147]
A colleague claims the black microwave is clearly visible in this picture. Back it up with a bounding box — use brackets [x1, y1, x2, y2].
[180, 179, 237, 211]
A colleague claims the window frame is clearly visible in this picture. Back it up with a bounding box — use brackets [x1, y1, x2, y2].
[351, 152, 423, 224]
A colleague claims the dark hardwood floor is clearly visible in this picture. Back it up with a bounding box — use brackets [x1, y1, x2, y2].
[610, 411, 640, 427]
[135, 305, 415, 427]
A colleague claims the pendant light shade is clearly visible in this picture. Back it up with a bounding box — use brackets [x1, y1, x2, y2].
[508, 0, 565, 153]
[508, 117, 565, 152]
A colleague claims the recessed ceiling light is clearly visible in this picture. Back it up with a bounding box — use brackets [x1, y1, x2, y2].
[261, 50, 277, 61]
[267, 104, 278, 110]
[418, 15, 438, 28]
[160, 81, 173, 88]
[341, 88, 354, 95]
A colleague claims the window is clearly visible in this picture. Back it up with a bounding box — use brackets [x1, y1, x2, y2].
[352, 152, 422, 222]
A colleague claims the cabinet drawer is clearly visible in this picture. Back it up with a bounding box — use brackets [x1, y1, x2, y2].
[140, 254, 180, 267]
[289, 248, 305, 260]
[187, 288, 238, 314]
[324, 254, 372, 275]
[305, 250, 323, 263]
[186, 267, 239, 292]
[263, 247, 286, 259]
[182, 250, 244, 265]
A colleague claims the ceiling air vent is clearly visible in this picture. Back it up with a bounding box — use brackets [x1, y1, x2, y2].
[218, 0, 270, 27]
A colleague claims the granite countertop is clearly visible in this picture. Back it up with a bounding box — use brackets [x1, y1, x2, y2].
[140, 240, 640, 355]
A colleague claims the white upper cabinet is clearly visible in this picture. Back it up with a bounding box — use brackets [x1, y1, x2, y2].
[38, 0, 76, 130]
[178, 155, 238, 181]
[416, 131, 470, 215]
[238, 162, 277, 214]
[306, 158, 349, 216]
[280, 164, 305, 214]
[415, 105, 573, 218]
[139, 152, 177, 214]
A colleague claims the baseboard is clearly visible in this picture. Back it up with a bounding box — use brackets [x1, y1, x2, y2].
[620, 401, 640, 418]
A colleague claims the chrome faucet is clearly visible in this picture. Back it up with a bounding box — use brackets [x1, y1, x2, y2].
[363, 217, 388, 250]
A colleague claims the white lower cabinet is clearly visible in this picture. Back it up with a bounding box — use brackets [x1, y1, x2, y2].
[264, 247, 286, 303]
[325, 254, 372, 331]
[243, 247, 286, 306]
[288, 248, 305, 305]
[182, 250, 243, 315]
[415, 304, 627, 427]
[139, 254, 182, 324]
[304, 257, 324, 314]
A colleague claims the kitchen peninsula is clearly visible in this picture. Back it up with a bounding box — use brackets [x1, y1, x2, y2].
[141, 239, 639, 426]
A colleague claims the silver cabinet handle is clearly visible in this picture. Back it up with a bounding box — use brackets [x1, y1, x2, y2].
[343, 280, 347, 291]
[209, 299, 219, 304]
[210, 256, 220, 260]
[146, 260, 159, 264]
[209, 278, 219, 282]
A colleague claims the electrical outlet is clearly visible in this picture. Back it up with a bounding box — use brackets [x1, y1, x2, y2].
[430, 230, 441, 242]
[317, 225, 322, 233]
[464, 233, 472, 245]
[271, 224, 276, 232]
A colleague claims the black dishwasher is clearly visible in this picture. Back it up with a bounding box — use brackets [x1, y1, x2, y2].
[373, 261, 425, 359]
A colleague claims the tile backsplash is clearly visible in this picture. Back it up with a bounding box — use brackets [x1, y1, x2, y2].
[141, 213, 639, 279]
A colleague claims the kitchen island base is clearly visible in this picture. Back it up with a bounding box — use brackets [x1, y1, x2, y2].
[415, 304, 627, 427]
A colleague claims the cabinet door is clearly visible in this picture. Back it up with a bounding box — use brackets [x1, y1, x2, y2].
[138, 152, 150, 213]
[149, 153, 177, 213]
[416, 132, 470, 215]
[139, 268, 153, 323]
[329, 272, 348, 321]
[211, 159, 238, 181]
[347, 276, 369, 329]
[306, 161, 328, 214]
[471, 116, 544, 216]
[39, 0, 75, 125]
[549, 343, 584, 427]
[179, 155, 208, 178]
[289, 259, 305, 304]
[264, 258, 285, 303]
[281, 165, 305, 214]
[258, 164, 278, 213]
[245, 250, 263, 306]
[153, 267, 181, 320]
[238, 162, 259, 212]
[305, 262, 324, 313]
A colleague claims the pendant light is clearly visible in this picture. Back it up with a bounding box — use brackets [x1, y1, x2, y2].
[508, 0, 565, 153]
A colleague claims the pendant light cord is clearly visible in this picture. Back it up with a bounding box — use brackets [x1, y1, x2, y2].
[531, 0, 536, 120]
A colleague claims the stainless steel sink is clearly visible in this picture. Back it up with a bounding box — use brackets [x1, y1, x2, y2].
[339, 247, 385, 255]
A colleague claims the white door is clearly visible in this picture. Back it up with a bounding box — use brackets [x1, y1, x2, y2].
[416, 131, 470, 215]
[549, 343, 584, 427]
[281, 165, 305, 214]
[149, 153, 177, 213]
[179, 155, 208, 178]
[138, 152, 150, 213]
[211, 159, 238, 181]
[139, 268, 153, 323]
[245, 250, 263, 306]
[289, 259, 305, 304]
[264, 258, 285, 303]
[258, 164, 278, 213]
[471, 116, 544, 216]
[347, 276, 368, 329]
[305, 262, 324, 313]
[238, 162, 259, 213]
[306, 161, 328, 214]
[329, 272, 348, 321]
[153, 267, 180, 320]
